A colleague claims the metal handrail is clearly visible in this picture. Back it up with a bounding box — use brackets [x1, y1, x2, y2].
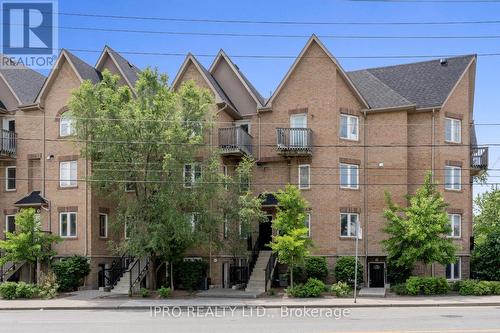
[218, 127, 253, 155]
[129, 256, 150, 293]
[471, 146, 488, 169]
[0, 129, 16, 156]
[276, 128, 312, 152]
[101, 253, 133, 288]
[264, 252, 277, 292]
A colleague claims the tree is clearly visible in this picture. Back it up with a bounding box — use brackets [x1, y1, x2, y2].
[473, 186, 500, 244]
[0, 208, 60, 283]
[269, 185, 312, 287]
[382, 172, 456, 275]
[471, 230, 500, 281]
[69, 69, 222, 289]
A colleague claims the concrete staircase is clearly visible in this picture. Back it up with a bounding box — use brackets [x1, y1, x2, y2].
[245, 251, 272, 295]
[0, 261, 24, 282]
[109, 270, 131, 295]
[358, 287, 386, 297]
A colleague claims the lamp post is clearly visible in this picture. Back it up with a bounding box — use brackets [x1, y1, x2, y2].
[354, 224, 362, 304]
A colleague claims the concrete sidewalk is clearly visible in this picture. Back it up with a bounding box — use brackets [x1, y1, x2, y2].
[1, 294, 500, 310]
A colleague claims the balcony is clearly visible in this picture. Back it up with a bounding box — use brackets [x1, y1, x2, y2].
[218, 127, 252, 156]
[276, 128, 312, 156]
[0, 129, 16, 158]
[471, 146, 488, 176]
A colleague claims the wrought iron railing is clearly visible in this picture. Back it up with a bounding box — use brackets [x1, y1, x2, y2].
[264, 252, 277, 292]
[129, 256, 150, 293]
[100, 253, 133, 288]
[230, 266, 249, 286]
[0, 129, 16, 156]
[471, 146, 488, 170]
[218, 127, 253, 155]
[276, 128, 312, 153]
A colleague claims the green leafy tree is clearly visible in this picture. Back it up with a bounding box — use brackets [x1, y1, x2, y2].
[0, 208, 60, 283]
[269, 185, 312, 287]
[382, 172, 456, 275]
[471, 230, 500, 281]
[473, 186, 500, 244]
[69, 69, 222, 289]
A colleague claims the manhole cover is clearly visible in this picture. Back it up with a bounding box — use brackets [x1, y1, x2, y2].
[441, 315, 463, 318]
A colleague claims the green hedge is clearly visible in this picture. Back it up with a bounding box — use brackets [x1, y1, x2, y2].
[0, 282, 38, 300]
[334, 256, 363, 286]
[330, 281, 351, 297]
[287, 278, 326, 298]
[459, 280, 500, 296]
[405, 277, 450, 295]
[304, 257, 328, 281]
[52, 255, 91, 292]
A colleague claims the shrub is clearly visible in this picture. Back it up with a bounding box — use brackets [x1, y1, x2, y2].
[331, 282, 351, 297]
[450, 280, 462, 292]
[334, 256, 363, 286]
[291, 266, 308, 284]
[157, 287, 171, 298]
[15, 282, 38, 299]
[38, 271, 59, 299]
[140, 288, 150, 298]
[405, 277, 450, 295]
[267, 288, 276, 296]
[287, 278, 326, 298]
[459, 280, 494, 296]
[52, 255, 91, 292]
[471, 230, 500, 281]
[387, 261, 412, 285]
[305, 257, 328, 281]
[175, 260, 208, 291]
[0, 282, 19, 300]
[390, 283, 408, 296]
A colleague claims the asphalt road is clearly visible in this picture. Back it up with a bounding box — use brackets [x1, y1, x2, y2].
[0, 306, 499, 333]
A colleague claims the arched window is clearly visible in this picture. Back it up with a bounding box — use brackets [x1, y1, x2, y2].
[59, 111, 74, 137]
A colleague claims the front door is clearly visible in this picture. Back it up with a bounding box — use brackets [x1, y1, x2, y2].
[258, 215, 273, 250]
[369, 262, 385, 288]
[222, 263, 229, 288]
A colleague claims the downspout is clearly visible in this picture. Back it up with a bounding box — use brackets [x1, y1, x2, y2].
[362, 110, 368, 284]
[84, 124, 89, 257]
[258, 113, 261, 161]
[42, 108, 52, 231]
[431, 108, 436, 276]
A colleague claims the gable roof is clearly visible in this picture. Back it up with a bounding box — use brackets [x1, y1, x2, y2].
[0, 55, 45, 105]
[95, 46, 141, 89]
[14, 191, 47, 207]
[209, 50, 266, 107]
[171, 54, 241, 119]
[349, 55, 476, 109]
[265, 35, 369, 108]
[36, 49, 102, 103]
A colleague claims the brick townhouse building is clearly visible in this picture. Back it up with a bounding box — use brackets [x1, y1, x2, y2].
[0, 34, 488, 291]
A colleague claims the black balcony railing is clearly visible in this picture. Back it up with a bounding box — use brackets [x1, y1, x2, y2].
[218, 127, 252, 156]
[276, 128, 312, 155]
[471, 146, 488, 171]
[0, 129, 16, 157]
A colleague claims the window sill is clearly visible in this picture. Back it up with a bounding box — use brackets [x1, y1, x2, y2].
[339, 137, 359, 143]
[58, 186, 79, 190]
[99, 236, 108, 240]
[447, 236, 462, 240]
[340, 186, 360, 191]
[444, 188, 462, 193]
[444, 140, 462, 145]
[61, 236, 78, 240]
[339, 236, 361, 240]
[299, 187, 311, 191]
[5, 189, 17, 192]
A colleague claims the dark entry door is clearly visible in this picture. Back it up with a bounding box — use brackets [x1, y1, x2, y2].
[369, 263, 385, 288]
[258, 216, 273, 250]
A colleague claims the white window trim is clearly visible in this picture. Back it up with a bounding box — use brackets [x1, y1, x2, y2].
[340, 163, 359, 189]
[445, 117, 461, 143]
[444, 166, 461, 191]
[59, 161, 78, 188]
[446, 259, 461, 281]
[99, 213, 108, 238]
[5, 166, 16, 191]
[340, 114, 359, 141]
[447, 214, 461, 238]
[5, 215, 15, 233]
[305, 213, 311, 237]
[59, 212, 77, 238]
[340, 213, 360, 238]
[59, 114, 74, 137]
[298, 164, 311, 190]
[124, 222, 130, 239]
[183, 163, 201, 188]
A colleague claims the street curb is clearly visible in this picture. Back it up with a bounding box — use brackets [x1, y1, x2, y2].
[1, 302, 500, 311]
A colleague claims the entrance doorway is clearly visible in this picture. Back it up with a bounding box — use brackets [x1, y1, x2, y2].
[368, 262, 385, 288]
[258, 215, 273, 250]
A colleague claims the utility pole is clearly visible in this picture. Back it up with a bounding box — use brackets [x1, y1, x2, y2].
[354, 224, 362, 304]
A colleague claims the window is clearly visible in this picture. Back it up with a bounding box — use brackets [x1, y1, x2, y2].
[444, 166, 461, 190]
[59, 112, 75, 137]
[304, 213, 311, 237]
[124, 221, 130, 239]
[298, 164, 310, 189]
[5, 166, 16, 191]
[340, 114, 359, 140]
[60, 212, 77, 238]
[445, 118, 461, 143]
[448, 214, 461, 238]
[190, 213, 200, 232]
[222, 165, 228, 189]
[59, 161, 77, 187]
[183, 163, 201, 188]
[223, 218, 228, 239]
[340, 163, 359, 189]
[99, 213, 108, 238]
[340, 213, 360, 237]
[5, 215, 15, 233]
[446, 258, 461, 280]
[124, 182, 136, 192]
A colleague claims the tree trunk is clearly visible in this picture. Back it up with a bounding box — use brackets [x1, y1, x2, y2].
[36, 260, 41, 285]
[170, 261, 175, 291]
[148, 253, 158, 290]
[290, 264, 294, 288]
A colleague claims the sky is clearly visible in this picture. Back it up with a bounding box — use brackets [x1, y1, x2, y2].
[56, 0, 500, 196]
